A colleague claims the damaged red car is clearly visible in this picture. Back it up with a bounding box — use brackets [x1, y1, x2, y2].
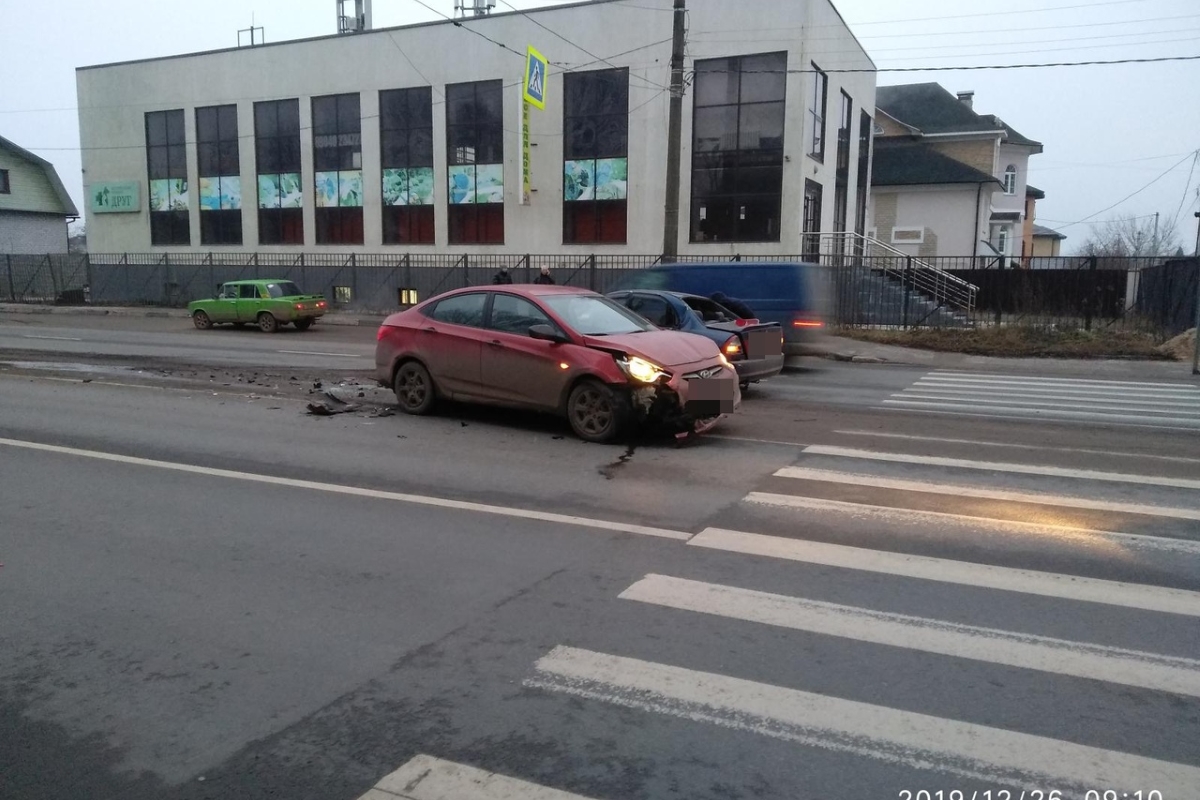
[375, 286, 740, 442]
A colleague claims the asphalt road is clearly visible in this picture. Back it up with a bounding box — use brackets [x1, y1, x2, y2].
[3, 314, 1200, 800]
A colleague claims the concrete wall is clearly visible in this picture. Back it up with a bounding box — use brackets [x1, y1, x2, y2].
[927, 136, 999, 177]
[77, 0, 875, 256]
[0, 211, 69, 254]
[1031, 236, 1063, 258]
[0, 148, 63, 215]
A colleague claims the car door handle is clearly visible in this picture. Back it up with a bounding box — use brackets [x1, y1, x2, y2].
[488, 339, 504, 348]
[422, 326, 437, 334]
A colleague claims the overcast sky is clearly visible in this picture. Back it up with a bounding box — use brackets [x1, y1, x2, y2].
[3, 0, 1198, 252]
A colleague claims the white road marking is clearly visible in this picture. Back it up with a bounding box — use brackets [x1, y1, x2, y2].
[277, 349, 362, 358]
[876, 405, 1200, 433]
[773, 466, 1200, 521]
[0, 437, 689, 541]
[832, 430, 1200, 464]
[621, 574, 1200, 697]
[910, 380, 1200, 399]
[527, 646, 1200, 794]
[924, 372, 1198, 389]
[801, 445, 1200, 490]
[688, 528, 1200, 617]
[743, 492, 1200, 555]
[881, 399, 1200, 428]
[21, 334, 83, 341]
[893, 394, 1200, 416]
[907, 388, 1200, 407]
[367, 754, 598, 800]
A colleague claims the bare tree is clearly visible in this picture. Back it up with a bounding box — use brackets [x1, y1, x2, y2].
[1077, 214, 1181, 258]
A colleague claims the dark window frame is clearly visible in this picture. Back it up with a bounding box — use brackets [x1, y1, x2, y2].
[381, 86, 436, 245]
[254, 99, 304, 246]
[0, 169, 9, 194]
[690, 51, 787, 244]
[803, 179, 823, 260]
[196, 104, 242, 246]
[563, 68, 630, 245]
[855, 110, 872, 239]
[312, 93, 364, 245]
[145, 109, 190, 246]
[446, 80, 505, 245]
[833, 91, 852, 235]
[808, 64, 828, 162]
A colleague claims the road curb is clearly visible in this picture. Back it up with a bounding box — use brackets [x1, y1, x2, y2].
[0, 303, 383, 327]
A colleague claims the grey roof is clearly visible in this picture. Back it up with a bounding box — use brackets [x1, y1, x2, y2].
[1032, 224, 1067, 240]
[876, 83, 1042, 151]
[872, 140, 1001, 187]
[0, 134, 79, 216]
[1026, 184, 1046, 199]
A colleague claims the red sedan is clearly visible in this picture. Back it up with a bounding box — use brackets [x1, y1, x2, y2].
[375, 286, 740, 442]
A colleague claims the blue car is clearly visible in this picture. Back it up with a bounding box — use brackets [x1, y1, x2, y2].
[607, 289, 784, 386]
[614, 262, 823, 356]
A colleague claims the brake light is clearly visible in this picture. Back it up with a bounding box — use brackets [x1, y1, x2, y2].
[295, 304, 304, 310]
[317, 301, 327, 308]
[734, 318, 760, 327]
[793, 318, 824, 328]
[722, 336, 743, 359]
[376, 326, 388, 341]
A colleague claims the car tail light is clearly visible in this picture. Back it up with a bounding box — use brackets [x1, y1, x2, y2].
[793, 318, 824, 329]
[722, 336, 743, 359]
[295, 304, 304, 310]
[734, 318, 760, 327]
[317, 301, 327, 308]
[376, 325, 388, 341]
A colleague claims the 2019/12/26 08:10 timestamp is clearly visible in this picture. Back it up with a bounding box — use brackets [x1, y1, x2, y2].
[897, 792, 1164, 799]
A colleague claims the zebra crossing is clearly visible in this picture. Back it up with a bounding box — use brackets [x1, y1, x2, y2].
[882, 370, 1200, 430]
[359, 436, 1200, 800]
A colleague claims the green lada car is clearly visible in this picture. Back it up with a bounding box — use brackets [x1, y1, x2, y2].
[188, 279, 328, 333]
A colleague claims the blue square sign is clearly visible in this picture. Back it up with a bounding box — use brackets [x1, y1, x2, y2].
[524, 46, 548, 110]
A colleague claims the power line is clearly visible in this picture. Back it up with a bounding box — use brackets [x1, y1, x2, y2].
[492, 0, 670, 91]
[1047, 151, 1199, 233]
[407, 0, 528, 59]
[1168, 152, 1200, 232]
[694, 54, 1200, 74]
[838, 0, 1157, 27]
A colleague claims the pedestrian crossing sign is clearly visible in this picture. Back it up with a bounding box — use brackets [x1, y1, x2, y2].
[524, 46, 548, 110]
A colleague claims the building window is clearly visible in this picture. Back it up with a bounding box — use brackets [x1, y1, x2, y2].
[803, 179, 823, 260]
[313, 93, 363, 245]
[808, 64, 828, 161]
[255, 99, 304, 245]
[446, 80, 505, 245]
[690, 52, 787, 244]
[381, 87, 435, 245]
[0, 169, 9, 194]
[833, 91, 852, 234]
[145, 109, 189, 246]
[196, 105, 242, 246]
[855, 111, 872, 239]
[563, 68, 629, 244]
[995, 224, 1011, 255]
[1003, 164, 1018, 195]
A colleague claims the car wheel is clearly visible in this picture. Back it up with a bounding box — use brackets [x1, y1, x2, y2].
[192, 311, 213, 330]
[294, 319, 313, 331]
[257, 312, 279, 333]
[393, 361, 436, 415]
[567, 379, 624, 443]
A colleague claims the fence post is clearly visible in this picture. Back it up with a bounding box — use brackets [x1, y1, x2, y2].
[588, 255, 597, 291]
[404, 253, 412, 300]
[903, 255, 912, 329]
[1191, 262, 1199, 375]
[462, 254, 469, 288]
[994, 256, 1004, 326]
[1084, 256, 1097, 331]
[5, 254, 13, 302]
[350, 253, 358, 303]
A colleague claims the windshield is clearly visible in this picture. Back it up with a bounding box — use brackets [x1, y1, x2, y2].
[266, 282, 303, 298]
[542, 294, 655, 336]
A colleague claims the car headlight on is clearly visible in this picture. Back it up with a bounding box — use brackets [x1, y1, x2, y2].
[617, 356, 670, 384]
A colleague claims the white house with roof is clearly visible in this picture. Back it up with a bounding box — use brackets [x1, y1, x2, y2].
[0, 135, 79, 253]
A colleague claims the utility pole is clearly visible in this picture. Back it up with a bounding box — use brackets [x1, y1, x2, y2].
[661, 0, 686, 263]
[1192, 211, 1199, 375]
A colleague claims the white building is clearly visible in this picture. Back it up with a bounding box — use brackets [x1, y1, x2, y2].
[0, 135, 79, 254]
[76, 0, 875, 258]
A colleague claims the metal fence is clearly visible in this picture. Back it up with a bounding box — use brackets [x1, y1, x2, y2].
[2, 251, 1193, 336]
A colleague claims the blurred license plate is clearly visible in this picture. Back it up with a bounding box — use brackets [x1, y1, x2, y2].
[686, 378, 735, 417]
[745, 328, 783, 358]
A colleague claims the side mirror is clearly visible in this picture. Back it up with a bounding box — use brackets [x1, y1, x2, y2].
[529, 324, 567, 344]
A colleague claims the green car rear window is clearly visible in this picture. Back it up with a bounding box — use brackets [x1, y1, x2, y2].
[266, 282, 303, 298]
